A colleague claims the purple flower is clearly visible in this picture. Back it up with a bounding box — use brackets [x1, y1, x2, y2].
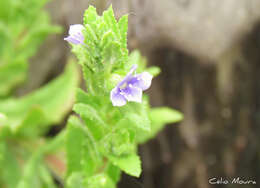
[64, 24, 84, 44]
[110, 64, 153, 106]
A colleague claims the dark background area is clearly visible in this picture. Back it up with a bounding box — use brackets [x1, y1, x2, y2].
[23, 0, 260, 187]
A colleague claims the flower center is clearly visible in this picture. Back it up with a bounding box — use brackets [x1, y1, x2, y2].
[120, 82, 128, 90]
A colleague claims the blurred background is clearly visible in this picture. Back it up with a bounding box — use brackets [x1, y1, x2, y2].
[21, 0, 260, 187]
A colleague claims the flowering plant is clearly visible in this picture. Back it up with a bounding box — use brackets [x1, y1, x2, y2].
[0, 3, 183, 187]
[64, 5, 183, 188]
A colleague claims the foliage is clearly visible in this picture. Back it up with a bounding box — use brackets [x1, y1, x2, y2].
[65, 5, 183, 188]
[0, 61, 80, 188]
[0, 2, 183, 187]
[0, 0, 79, 188]
[0, 0, 61, 97]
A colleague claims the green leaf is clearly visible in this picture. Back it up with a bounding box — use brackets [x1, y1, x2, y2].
[15, 107, 47, 138]
[118, 15, 128, 48]
[66, 116, 101, 177]
[0, 61, 27, 97]
[109, 154, 141, 177]
[66, 172, 85, 188]
[146, 66, 161, 77]
[121, 103, 151, 132]
[17, 151, 42, 188]
[102, 41, 122, 67]
[83, 5, 99, 28]
[105, 163, 121, 183]
[0, 21, 11, 57]
[0, 142, 21, 188]
[16, 22, 61, 60]
[0, 0, 11, 21]
[17, 132, 66, 188]
[43, 129, 67, 154]
[103, 6, 120, 39]
[72, 45, 94, 69]
[127, 50, 146, 70]
[17, 153, 57, 188]
[101, 31, 115, 50]
[137, 107, 183, 143]
[84, 24, 98, 44]
[0, 61, 79, 135]
[0, 124, 11, 140]
[150, 107, 183, 125]
[85, 174, 116, 188]
[66, 116, 88, 176]
[38, 165, 58, 188]
[76, 89, 95, 105]
[100, 128, 136, 157]
[75, 89, 105, 109]
[73, 103, 106, 140]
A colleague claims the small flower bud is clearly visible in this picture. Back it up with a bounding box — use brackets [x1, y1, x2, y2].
[64, 24, 85, 45]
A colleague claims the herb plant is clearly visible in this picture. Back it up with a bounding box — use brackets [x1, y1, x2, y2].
[64, 6, 183, 188]
[0, 0, 79, 187]
[0, 2, 183, 187]
[0, 0, 62, 98]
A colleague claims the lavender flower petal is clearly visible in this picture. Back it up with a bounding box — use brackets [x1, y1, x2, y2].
[64, 36, 82, 45]
[110, 64, 152, 106]
[129, 72, 153, 91]
[69, 24, 84, 36]
[64, 24, 84, 45]
[121, 85, 142, 103]
[110, 88, 127, 106]
[117, 64, 137, 88]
